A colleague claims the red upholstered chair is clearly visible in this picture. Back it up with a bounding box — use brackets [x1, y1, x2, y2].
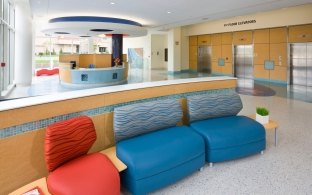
[45, 116, 120, 195]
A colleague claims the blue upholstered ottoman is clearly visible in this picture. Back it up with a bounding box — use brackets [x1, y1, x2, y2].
[187, 91, 266, 164]
[114, 99, 205, 195]
[190, 116, 265, 163]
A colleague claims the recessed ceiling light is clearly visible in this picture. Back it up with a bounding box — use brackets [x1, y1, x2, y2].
[167, 11, 171, 14]
[110, 2, 115, 5]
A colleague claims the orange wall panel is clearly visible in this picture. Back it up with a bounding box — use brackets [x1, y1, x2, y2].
[212, 61, 222, 73]
[189, 36, 198, 46]
[270, 43, 288, 66]
[222, 45, 232, 63]
[212, 45, 221, 62]
[288, 24, 312, 43]
[198, 35, 211, 45]
[222, 62, 233, 75]
[221, 32, 233, 44]
[270, 66, 287, 81]
[253, 44, 270, 65]
[253, 29, 270, 44]
[233, 31, 253, 45]
[211, 34, 222, 45]
[270, 27, 287, 43]
[254, 64, 270, 79]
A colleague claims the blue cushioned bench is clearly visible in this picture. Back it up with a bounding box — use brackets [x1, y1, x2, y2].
[187, 91, 266, 165]
[114, 99, 205, 195]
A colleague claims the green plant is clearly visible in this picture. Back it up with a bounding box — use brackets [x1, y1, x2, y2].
[256, 107, 269, 116]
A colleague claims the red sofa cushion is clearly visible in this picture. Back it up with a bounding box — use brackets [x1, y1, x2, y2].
[47, 153, 120, 195]
[45, 116, 96, 172]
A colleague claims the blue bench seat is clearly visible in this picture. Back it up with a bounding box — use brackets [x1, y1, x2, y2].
[117, 126, 205, 195]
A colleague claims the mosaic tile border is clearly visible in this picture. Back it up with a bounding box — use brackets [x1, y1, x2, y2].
[0, 88, 235, 139]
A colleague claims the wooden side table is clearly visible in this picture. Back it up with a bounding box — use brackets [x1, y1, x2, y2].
[249, 115, 279, 146]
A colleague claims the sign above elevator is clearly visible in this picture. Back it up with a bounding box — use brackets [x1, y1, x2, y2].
[224, 20, 256, 27]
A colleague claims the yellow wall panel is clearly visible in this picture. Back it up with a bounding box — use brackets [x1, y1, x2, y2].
[221, 45, 232, 63]
[270, 27, 287, 43]
[189, 46, 198, 61]
[222, 62, 233, 75]
[212, 61, 222, 73]
[270, 66, 287, 81]
[270, 43, 288, 66]
[221, 32, 233, 44]
[253, 44, 270, 65]
[198, 34, 211, 45]
[189, 60, 197, 71]
[59, 54, 80, 66]
[288, 24, 312, 43]
[254, 64, 270, 79]
[233, 31, 253, 45]
[211, 34, 222, 45]
[189, 36, 198, 46]
[253, 29, 270, 43]
[212, 45, 222, 62]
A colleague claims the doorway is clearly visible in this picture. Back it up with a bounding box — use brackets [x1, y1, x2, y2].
[197, 45, 211, 73]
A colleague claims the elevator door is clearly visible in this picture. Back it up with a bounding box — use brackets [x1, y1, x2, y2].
[290, 43, 312, 87]
[198, 45, 211, 73]
[234, 45, 253, 79]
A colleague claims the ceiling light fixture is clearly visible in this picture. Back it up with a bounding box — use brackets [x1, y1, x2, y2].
[167, 11, 171, 14]
[110, 2, 115, 5]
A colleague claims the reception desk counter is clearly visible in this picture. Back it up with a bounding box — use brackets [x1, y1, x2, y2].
[59, 66, 127, 88]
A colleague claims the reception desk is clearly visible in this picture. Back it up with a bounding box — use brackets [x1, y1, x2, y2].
[59, 65, 127, 88]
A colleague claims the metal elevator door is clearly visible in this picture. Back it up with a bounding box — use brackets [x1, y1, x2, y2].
[198, 45, 212, 73]
[290, 43, 312, 87]
[234, 45, 253, 79]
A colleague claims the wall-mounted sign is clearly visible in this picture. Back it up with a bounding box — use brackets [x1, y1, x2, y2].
[224, 20, 256, 27]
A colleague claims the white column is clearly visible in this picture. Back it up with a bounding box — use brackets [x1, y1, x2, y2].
[167, 27, 181, 73]
[14, 0, 33, 85]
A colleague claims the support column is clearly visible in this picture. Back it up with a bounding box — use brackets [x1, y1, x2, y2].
[111, 34, 123, 66]
[15, 0, 33, 85]
[167, 27, 181, 74]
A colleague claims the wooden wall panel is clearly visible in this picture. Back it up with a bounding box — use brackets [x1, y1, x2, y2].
[254, 44, 270, 65]
[212, 45, 222, 62]
[222, 62, 233, 75]
[198, 35, 211, 45]
[94, 54, 111, 68]
[221, 32, 233, 45]
[189, 36, 198, 46]
[189, 46, 198, 61]
[233, 31, 253, 45]
[254, 29, 270, 44]
[270, 43, 288, 66]
[270, 27, 287, 43]
[254, 64, 270, 79]
[288, 24, 312, 43]
[189, 60, 197, 71]
[59, 68, 72, 83]
[79, 54, 95, 68]
[222, 44, 232, 63]
[212, 61, 222, 73]
[59, 54, 80, 65]
[211, 34, 222, 45]
[270, 66, 287, 81]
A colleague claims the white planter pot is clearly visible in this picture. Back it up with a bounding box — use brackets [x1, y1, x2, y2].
[256, 113, 269, 124]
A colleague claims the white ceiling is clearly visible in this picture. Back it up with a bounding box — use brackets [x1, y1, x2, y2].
[29, 0, 312, 30]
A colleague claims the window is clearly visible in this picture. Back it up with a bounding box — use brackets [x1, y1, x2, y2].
[0, 0, 14, 97]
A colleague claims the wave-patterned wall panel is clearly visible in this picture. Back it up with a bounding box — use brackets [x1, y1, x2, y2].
[114, 99, 182, 142]
[187, 92, 243, 122]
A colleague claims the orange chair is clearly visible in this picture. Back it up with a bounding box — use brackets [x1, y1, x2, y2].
[45, 116, 120, 195]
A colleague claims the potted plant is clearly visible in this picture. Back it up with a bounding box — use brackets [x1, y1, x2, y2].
[256, 107, 269, 124]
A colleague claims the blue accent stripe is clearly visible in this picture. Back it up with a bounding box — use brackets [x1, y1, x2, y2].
[49, 16, 143, 27]
[0, 88, 235, 139]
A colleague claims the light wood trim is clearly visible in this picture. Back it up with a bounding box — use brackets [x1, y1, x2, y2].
[100, 146, 127, 172]
[211, 34, 222, 45]
[249, 115, 278, 129]
[59, 68, 72, 83]
[233, 31, 253, 45]
[9, 178, 51, 195]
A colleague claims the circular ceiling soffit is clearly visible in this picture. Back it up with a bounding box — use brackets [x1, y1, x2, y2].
[54, 32, 70, 34]
[42, 16, 147, 37]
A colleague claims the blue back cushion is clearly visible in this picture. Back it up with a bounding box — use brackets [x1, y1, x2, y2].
[187, 92, 243, 122]
[113, 99, 182, 142]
